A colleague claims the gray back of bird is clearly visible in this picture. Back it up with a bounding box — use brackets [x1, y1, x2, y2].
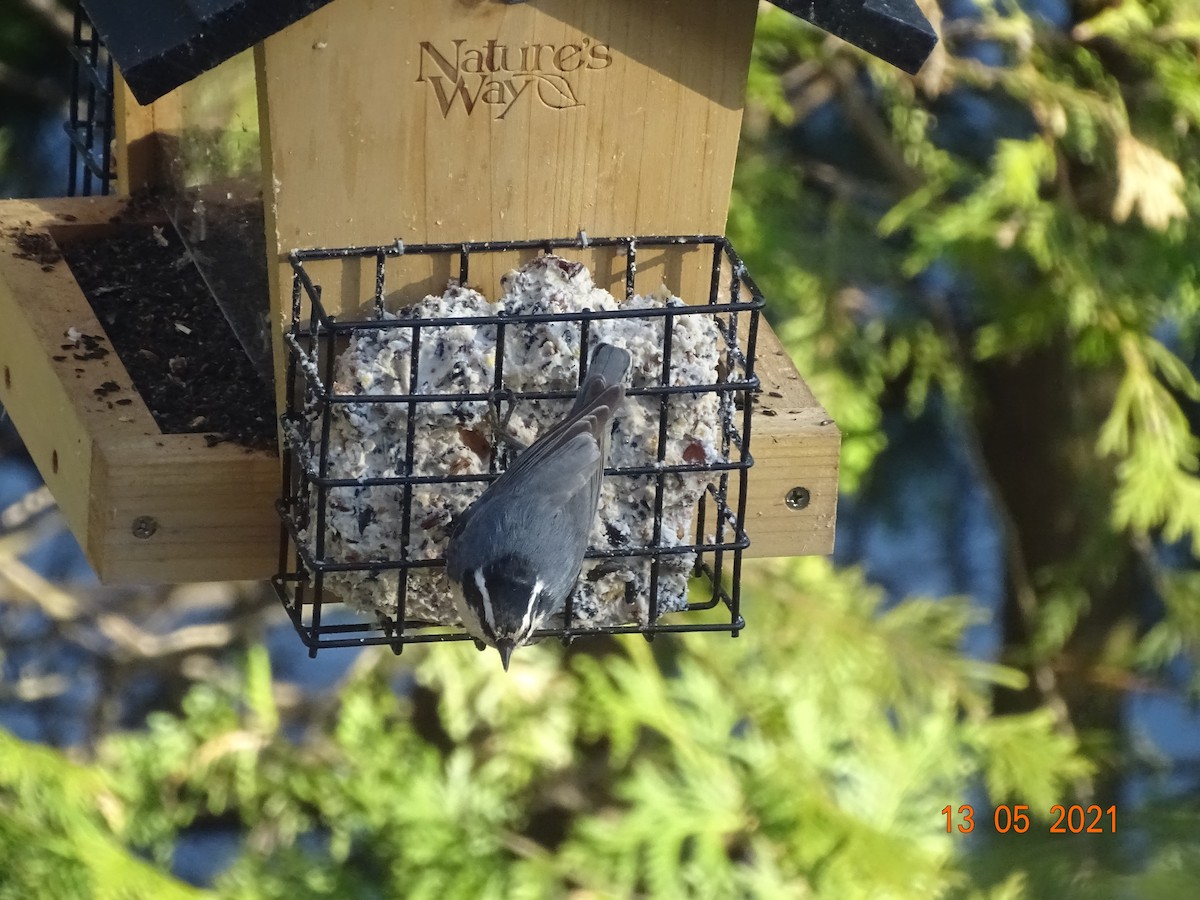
[446, 343, 631, 603]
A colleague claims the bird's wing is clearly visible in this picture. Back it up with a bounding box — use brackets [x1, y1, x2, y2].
[448, 347, 628, 558]
[448, 406, 607, 553]
[490, 381, 622, 491]
[489, 414, 605, 503]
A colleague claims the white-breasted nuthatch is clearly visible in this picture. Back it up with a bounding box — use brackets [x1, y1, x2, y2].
[445, 342, 631, 669]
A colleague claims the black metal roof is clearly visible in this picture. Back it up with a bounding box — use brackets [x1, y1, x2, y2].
[82, 0, 936, 106]
[775, 0, 936, 75]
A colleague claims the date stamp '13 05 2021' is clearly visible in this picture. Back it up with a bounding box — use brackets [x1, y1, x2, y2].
[943, 805, 1117, 834]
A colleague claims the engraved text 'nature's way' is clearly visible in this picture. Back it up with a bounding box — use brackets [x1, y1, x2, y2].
[417, 38, 612, 118]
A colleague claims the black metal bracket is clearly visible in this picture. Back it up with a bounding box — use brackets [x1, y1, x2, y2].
[66, 4, 115, 196]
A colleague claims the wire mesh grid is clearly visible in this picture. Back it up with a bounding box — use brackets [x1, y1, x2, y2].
[272, 235, 763, 656]
[65, 3, 115, 196]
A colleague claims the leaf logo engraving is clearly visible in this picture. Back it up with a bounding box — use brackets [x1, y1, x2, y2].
[532, 73, 583, 110]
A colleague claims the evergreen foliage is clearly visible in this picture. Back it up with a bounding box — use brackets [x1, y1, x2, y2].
[732, 0, 1200, 692]
[0, 730, 205, 899]
[3, 565, 1193, 895]
[0, 564, 1095, 897]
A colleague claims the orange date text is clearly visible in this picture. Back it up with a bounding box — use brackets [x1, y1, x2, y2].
[941, 804, 1116, 834]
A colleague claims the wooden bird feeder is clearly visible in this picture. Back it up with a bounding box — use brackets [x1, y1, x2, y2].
[0, 0, 934, 645]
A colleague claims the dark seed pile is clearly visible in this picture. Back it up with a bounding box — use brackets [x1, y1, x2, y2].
[59, 225, 277, 451]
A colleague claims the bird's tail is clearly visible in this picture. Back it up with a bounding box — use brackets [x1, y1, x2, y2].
[575, 342, 631, 411]
[572, 342, 630, 493]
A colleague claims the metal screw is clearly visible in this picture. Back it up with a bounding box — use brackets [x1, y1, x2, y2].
[785, 486, 811, 510]
[131, 515, 158, 539]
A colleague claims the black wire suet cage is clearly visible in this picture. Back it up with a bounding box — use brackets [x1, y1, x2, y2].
[65, 3, 115, 197]
[273, 235, 763, 656]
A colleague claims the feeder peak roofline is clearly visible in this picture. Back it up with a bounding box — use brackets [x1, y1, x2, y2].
[81, 0, 937, 106]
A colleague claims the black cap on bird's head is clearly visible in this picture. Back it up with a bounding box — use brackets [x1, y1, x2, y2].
[460, 554, 558, 669]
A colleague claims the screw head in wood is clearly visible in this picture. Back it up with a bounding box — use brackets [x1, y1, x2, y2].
[785, 486, 811, 511]
[131, 515, 158, 539]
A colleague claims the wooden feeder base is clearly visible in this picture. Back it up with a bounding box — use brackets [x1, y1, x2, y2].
[0, 195, 838, 584]
[0, 196, 278, 583]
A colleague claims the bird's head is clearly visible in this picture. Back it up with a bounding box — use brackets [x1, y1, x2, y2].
[457, 554, 559, 670]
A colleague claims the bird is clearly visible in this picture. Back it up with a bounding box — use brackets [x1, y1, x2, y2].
[445, 342, 631, 670]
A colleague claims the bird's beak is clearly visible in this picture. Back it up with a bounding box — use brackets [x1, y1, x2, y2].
[496, 639, 515, 671]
